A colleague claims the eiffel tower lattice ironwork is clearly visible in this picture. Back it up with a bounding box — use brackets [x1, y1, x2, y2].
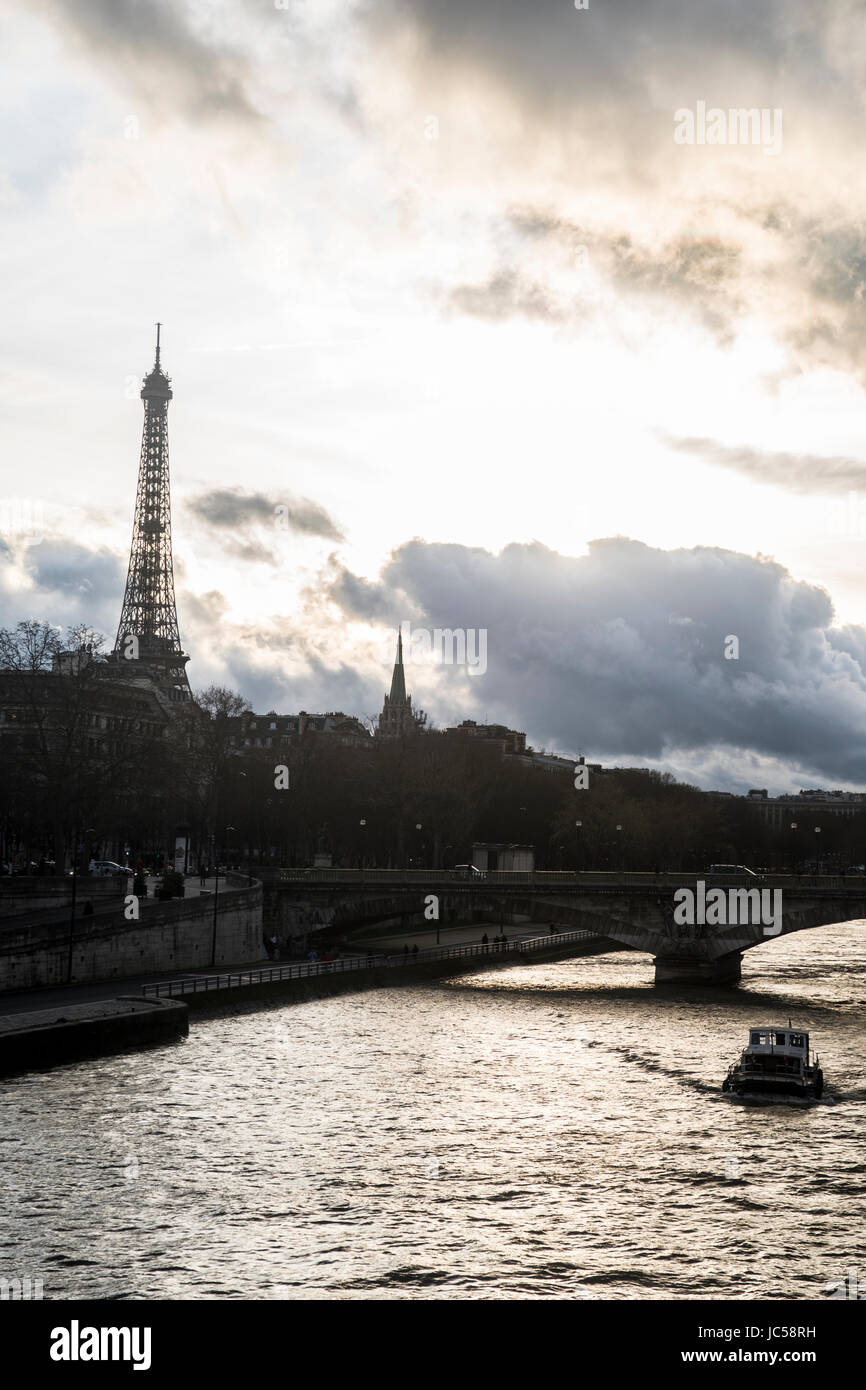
[114, 325, 190, 699]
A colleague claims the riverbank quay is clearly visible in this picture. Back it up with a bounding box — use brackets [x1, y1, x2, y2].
[142, 928, 613, 1016]
[0, 995, 188, 1078]
[0, 931, 612, 1074]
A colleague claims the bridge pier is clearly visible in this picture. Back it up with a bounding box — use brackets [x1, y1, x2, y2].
[653, 952, 742, 988]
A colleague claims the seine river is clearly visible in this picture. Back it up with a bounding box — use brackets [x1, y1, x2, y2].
[2, 924, 864, 1301]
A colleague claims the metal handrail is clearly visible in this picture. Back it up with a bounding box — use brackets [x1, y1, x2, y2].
[140, 928, 595, 999]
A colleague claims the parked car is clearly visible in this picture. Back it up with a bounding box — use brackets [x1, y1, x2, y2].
[706, 863, 760, 877]
[452, 863, 487, 879]
[9, 860, 38, 874]
[89, 860, 129, 876]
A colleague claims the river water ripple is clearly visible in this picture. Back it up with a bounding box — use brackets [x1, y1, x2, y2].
[1, 924, 864, 1300]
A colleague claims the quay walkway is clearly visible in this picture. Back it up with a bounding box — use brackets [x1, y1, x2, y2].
[140, 927, 598, 999]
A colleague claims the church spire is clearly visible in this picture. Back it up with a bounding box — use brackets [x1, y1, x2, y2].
[378, 626, 425, 737]
[389, 627, 407, 703]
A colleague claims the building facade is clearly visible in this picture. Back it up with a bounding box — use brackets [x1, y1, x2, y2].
[445, 719, 527, 756]
[226, 709, 371, 752]
[744, 787, 866, 829]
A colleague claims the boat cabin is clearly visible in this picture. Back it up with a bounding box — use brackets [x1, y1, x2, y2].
[746, 1028, 809, 1060]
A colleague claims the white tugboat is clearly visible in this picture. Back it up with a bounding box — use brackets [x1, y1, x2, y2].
[722, 1026, 824, 1101]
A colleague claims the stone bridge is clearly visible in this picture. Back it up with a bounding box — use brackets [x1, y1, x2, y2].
[261, 869, 866, 986]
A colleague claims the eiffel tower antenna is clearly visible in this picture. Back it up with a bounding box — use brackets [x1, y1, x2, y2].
[114, 325, 190, 701]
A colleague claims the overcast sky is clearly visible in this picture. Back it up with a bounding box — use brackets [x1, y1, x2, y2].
[3, 0, 866, 792]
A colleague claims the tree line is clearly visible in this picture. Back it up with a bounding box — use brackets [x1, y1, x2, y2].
[1, 621, 863, 874]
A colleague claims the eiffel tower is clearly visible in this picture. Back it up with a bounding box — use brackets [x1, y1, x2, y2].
[114, 325, 190, 702]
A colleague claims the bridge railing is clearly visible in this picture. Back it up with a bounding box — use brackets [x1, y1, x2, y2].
[273, 868, 662, 886]
[271, 867, 857, 890]
[140, 927, 597, 999]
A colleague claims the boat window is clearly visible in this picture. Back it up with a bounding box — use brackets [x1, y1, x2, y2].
[773, 1032, 786, 1046]
[750, 1031, 767, 1045]
[789, 1033, 804, 1048]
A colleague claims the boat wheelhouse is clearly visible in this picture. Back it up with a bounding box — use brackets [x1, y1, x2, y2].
[722, 1026, 823, 1100]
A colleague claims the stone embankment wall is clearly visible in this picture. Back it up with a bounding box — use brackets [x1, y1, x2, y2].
[0, 876, 123, 918]
[0, 877, 263, 993]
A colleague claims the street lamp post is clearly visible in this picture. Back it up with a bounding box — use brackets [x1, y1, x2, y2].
[814, 826, 821, 876]
[211, 850, 219, 965]
[413, 823, 423, 870]
[574, 820, 582, 873]
[790, 822, 798, 874]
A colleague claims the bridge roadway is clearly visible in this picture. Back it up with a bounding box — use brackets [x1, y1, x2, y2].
[264, 869, 866, 986]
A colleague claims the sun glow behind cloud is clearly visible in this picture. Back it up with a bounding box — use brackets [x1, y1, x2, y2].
[4, 0, 866, 787]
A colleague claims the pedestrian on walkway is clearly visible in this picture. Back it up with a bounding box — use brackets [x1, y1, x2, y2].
[411, 943, 419, 958]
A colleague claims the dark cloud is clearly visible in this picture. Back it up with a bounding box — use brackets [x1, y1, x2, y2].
[453, 200, 866, 376]
[177, 587, 230, 631]
[0, 538, 124, 638]
[323, 535, 866, 788]
[367, 0, 797, 112]
[287, 499, 346, 542]
[185, 488, 345, 548]
[447, 269, 567, 323]
[326, 565, 399, 623]
[503, 210, 742, 337]
[37, 0, 262, 125]
[782, 213, 866, 378]
[225, 648, 376, 721]
[666, 436, 866, 495]
[370, 2, 866, 380]
[22, 539, 123, 600]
